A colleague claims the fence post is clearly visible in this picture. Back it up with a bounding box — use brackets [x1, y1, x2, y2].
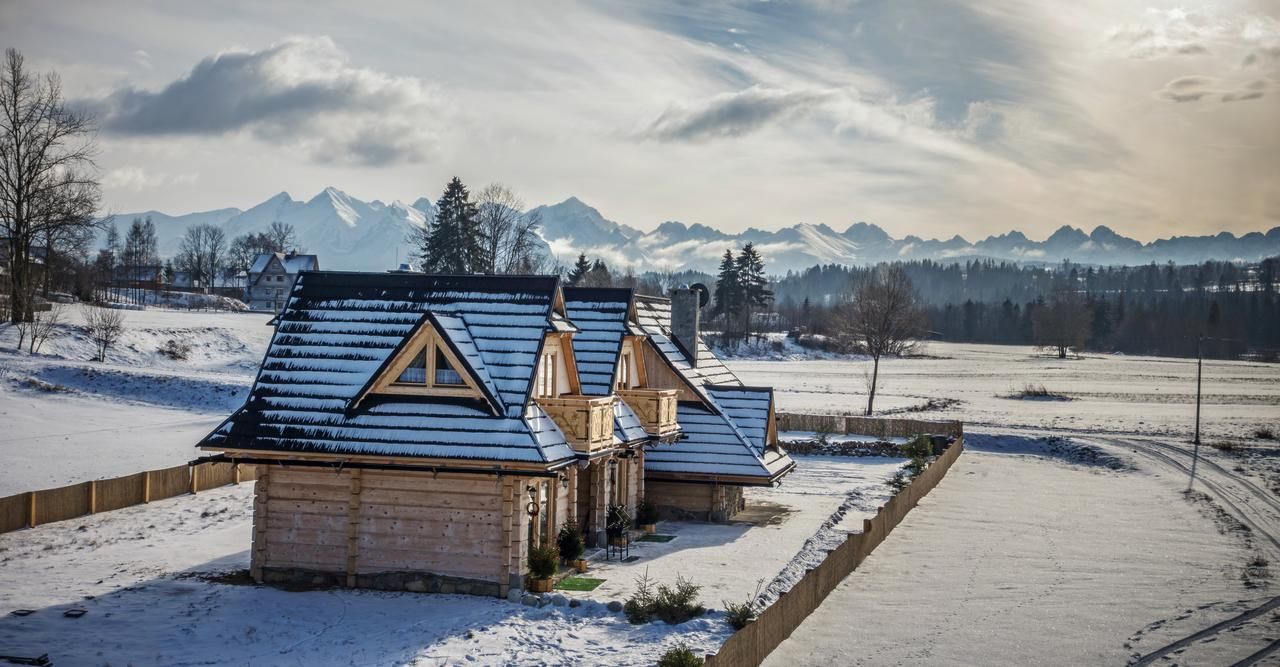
[143, 470, 152, 503]
[234, 464, 241, 485]
[89, 480, 97, 514]
[26, 491, 36, 528]
[190, 465, 198, 495]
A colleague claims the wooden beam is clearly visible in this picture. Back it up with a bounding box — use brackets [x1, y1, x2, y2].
[345, 469, 362, 587]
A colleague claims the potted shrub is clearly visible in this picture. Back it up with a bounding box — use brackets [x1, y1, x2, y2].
[558, 520, 587, 572]
[527, 544, 559, 593]
[606, 504, 632, 546]
[636, 498, 659, 534]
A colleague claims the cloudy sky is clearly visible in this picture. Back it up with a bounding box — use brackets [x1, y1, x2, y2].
[2, 0, 1277, 241]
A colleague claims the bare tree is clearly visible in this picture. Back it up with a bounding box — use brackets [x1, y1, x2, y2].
[82, 303, 124, 362]
[0, 49, 101, 323]
[1032, 286, 1092, 359]
[474, 183, 545, 274]
[266, 220, 298, 253]
[840, 265, 925, 415]
[176, 223, 227, 292]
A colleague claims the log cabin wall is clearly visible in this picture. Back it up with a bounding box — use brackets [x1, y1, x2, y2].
[645, 480, 744, 522]
[251, 466, 532, 597]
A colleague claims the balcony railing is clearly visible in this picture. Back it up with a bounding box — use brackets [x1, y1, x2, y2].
[536, 395, 616, 454]
[616, 388, 681, 439]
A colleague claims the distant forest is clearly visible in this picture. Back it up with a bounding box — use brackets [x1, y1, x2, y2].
[762, 258, 1280, 360]
[623, 257, 1280, 360]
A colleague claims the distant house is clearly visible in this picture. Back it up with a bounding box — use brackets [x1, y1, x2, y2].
[246, 252, 318, 311]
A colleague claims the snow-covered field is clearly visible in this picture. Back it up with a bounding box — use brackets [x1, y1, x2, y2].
[0, 308, 272, 494]
[732, 342, 1280, 441]
[3, 310, 1279, 665]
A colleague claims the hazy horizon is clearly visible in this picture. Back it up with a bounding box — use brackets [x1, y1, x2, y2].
[2, 0, 1277, 242]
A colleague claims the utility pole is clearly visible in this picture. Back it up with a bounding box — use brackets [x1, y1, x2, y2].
[1188, 334, 1203, 490]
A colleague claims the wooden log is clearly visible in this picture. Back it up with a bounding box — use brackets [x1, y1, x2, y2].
[346, 470, 362, 587]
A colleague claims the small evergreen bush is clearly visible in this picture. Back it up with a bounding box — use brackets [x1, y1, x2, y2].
[557, 521, 585, 562]
[527, 544, 559, 580]
[624, 569, 656, 624]
[654, 574, 705, 624]
[657, 643, 704, 667]
[636, 498, 659, 525]
[722, 579, 763, 629]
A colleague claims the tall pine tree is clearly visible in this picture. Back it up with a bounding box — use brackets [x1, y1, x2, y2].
[422, 177, 482, 273]
[567, 253, 592, 285]
[713, 249, 742, 337]
[734, 243, 772, 339]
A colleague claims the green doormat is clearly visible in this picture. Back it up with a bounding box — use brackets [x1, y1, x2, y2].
[638, 534, 676, 543]
[555, 576, 605, 592]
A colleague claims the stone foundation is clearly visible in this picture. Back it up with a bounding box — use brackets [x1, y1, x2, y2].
[261, 567, 502, 597]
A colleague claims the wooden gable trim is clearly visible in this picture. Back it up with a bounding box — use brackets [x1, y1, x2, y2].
[348, 313, 499, 415]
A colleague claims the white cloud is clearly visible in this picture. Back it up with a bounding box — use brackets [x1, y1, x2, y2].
[86, 36, 446, 166]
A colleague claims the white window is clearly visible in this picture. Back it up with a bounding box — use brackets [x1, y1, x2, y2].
[536, 351, 557, 398]
[617, 351, 632, 389]
[395, 344, 466, 388]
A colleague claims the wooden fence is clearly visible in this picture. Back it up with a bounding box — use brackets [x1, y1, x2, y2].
[778, 412, 964, 439]
[0, 461, 259, 534]
[704, 434, 965, 666]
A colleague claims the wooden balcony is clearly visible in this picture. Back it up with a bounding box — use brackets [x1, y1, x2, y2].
[537, 395, 616, 455]
[616, 388, 681, 439]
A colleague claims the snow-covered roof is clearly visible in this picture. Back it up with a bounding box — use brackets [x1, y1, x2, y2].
[249, 252, 319, 276]
[613, 399, 650, 446]
[644, 400, 791, 481]
[706, 385, 772, 454]
[199, 272, 575, 464]
[563, 287, 633, 396]
[633, 296, 741, 392]
[633, 296, 793, 482]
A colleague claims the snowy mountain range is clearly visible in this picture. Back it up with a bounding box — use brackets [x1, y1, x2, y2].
[117, 188, 1280, 274]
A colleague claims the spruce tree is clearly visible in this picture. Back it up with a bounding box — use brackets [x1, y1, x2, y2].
[568, 253, 592, 285]
[734, 243, 772, 339]
[424, 177, 481, 273]
[713, 249, 742, 338]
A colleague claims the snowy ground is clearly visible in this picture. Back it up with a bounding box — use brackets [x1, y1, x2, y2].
[3, 315, 1279, 665]
[767, 435, 1279, 666]
[732, 341, 1280, 441]
[0, 457, 903, 666]
[0, 308, 271, 494]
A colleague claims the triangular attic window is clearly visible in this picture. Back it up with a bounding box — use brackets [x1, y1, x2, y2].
[363, 321, 484, 400]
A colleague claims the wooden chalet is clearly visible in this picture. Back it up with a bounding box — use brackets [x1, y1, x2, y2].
[198, 272, 688, 597]
[566, 287, 795, 522]
[633, 288, 795, 521]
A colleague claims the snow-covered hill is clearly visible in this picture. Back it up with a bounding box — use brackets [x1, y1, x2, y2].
[116, 189, 1280, 273]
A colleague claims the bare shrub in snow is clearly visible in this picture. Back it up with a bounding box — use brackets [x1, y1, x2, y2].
[1254, 427, 1276, 441]
[158, 338, 192, 361]
[82, 304, 125, 362]
[26, 303, 64, 354]
[657, 643, 704, 667]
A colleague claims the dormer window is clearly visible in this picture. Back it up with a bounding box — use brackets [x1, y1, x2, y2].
[353, 318, 489, 408]
[395, 345, 467, 389]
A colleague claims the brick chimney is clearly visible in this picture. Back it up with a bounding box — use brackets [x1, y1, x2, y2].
[670, 287, 701, 367]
